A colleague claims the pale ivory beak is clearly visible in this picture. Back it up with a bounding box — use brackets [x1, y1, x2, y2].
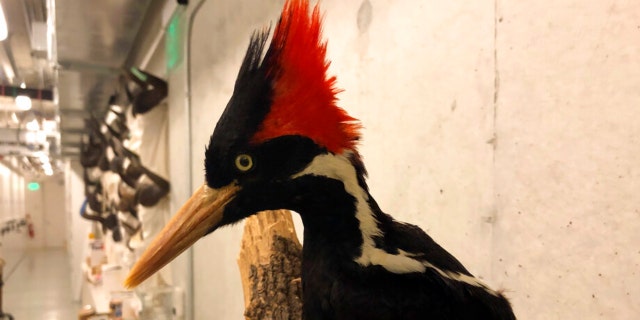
[125, 183, 240, 288]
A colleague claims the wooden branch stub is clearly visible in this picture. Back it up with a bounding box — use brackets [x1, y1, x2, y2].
[238, 210, 303, 320]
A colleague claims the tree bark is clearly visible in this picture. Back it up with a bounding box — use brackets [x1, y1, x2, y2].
[238, 210, 303, 320]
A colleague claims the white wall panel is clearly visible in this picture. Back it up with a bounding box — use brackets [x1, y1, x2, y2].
[66, 161, 90, 300]
[0, 163, 28, 251]
[493, 1, 640, 319]
[42, 177, 67, 248]
[24, 178, 45, 249]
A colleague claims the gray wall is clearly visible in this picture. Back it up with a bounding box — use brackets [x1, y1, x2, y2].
[0, 162, 27, 251]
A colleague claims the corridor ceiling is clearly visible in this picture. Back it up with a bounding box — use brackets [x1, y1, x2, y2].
[0, 0, 166, 174]
[55, 0, 155, 156]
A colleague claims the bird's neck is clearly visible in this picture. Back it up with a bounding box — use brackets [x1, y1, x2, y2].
[291, 152, 372, 248]
[290, 153, 507, 300]
[291, 152, 425, 273]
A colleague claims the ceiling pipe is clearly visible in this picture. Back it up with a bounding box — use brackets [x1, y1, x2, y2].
[0, 85, 54, 100]
[1, 40, 21, 84]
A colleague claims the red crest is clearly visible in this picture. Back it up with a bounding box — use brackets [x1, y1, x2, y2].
[251, 0, 361, 154]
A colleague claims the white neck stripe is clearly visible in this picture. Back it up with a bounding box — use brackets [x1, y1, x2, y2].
[293, 153, 498, 295]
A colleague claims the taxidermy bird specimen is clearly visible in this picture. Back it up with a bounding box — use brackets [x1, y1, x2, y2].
[126, 0, 516, 319]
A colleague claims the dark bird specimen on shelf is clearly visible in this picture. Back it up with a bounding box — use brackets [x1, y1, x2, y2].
[124, 67, 168, 116]
[126, 0, 516, 319]
[80, 117, 107, 169]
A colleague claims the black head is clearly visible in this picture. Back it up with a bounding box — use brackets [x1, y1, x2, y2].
[126, 0, 361, 288]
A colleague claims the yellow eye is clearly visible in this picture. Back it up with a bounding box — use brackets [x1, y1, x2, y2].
[235, 154, 253, 172]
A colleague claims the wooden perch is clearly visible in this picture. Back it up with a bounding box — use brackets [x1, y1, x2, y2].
[238, 210, 303, 320]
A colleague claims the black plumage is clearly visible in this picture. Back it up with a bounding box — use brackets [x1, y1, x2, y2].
[211, 136, 515, 319]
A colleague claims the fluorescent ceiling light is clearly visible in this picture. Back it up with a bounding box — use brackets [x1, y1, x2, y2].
[16, 95, 32, 110]
[0, 3, 7, 41]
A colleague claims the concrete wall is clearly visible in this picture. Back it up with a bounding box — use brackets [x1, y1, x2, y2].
[493, 1, 640, 319]
[42, 176, 67, 248]
[0, 162, 27, 251]
[168, 0, 640, 318]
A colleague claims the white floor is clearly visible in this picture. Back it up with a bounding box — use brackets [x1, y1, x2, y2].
[3, 248, 80, 319]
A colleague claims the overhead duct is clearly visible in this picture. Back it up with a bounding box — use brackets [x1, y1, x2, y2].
[0, 85, 54, 101]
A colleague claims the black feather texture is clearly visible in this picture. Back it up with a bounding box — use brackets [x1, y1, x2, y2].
[205, 29, 274, 189]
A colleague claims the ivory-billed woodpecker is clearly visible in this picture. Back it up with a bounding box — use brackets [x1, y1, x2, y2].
[126, 1, 516, 319]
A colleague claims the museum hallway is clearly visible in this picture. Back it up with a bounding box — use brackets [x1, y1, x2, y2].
[2, 248, 79, 319]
